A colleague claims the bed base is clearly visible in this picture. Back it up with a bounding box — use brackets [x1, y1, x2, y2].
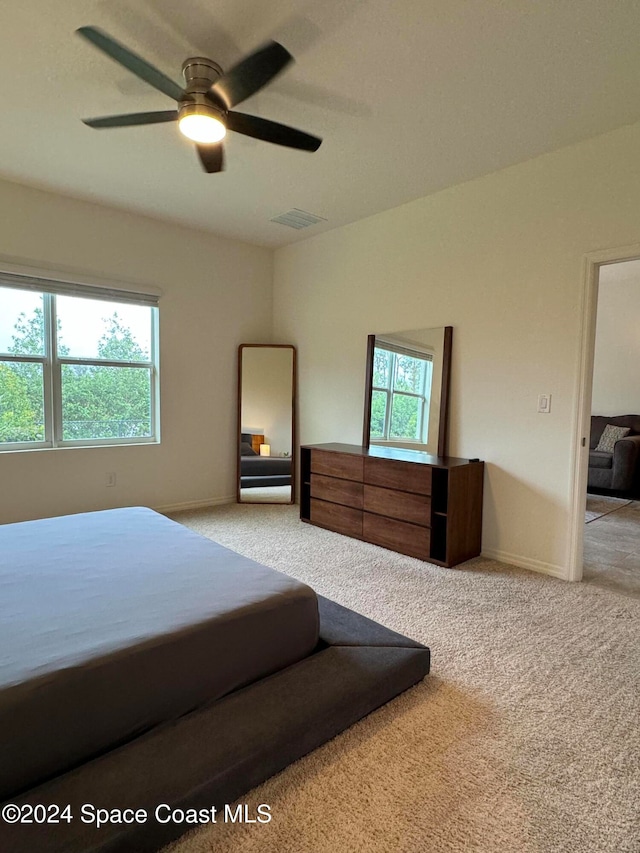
[1, 596, 430, 853]
[240, 475, 292, 488]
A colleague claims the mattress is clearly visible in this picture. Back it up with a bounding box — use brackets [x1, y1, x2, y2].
[241, 455, 292, 477]
[0, 507, 319, 800]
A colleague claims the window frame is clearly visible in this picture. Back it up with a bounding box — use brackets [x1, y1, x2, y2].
[370, 344, 432, 444]
[0, 278, 160, 452]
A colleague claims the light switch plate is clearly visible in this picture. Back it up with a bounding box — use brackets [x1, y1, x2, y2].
[537, 394, 551, 413]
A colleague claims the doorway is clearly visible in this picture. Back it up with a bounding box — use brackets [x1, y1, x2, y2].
[569, 246, 640, 590]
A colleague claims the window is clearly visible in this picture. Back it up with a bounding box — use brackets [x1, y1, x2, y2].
[0, 275, 159, 450]
[370, 343, 433, 443]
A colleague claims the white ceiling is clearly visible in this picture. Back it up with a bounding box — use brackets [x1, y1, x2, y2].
[2, 1, 640, 248]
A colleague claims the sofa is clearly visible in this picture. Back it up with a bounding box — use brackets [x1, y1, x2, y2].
[588, 414, 640, 495]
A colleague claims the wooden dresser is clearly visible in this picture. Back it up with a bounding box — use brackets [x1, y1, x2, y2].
[300, 443, 484, 567]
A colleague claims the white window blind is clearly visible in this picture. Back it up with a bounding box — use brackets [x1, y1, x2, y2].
[0, 271, 159, 306]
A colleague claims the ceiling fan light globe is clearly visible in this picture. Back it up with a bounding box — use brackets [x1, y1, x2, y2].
[178, 114, 226, 144]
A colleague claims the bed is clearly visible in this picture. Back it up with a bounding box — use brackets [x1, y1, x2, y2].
[240, 433, 291, 488]
[0, 506, 430, 852]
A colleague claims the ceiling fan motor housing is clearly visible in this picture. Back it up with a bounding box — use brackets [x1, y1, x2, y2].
[182, 57, 223, 87]
[180, 57, 226, 121]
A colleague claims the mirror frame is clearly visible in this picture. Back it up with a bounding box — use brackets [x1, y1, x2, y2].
[237, 343, 297, 504]
[362, 326, 453, 457]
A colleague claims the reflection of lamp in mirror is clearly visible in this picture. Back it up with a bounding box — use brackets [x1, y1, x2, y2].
[259, 444, 271, 456]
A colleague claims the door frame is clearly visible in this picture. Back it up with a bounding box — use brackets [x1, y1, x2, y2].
[567, 242, 640, 581]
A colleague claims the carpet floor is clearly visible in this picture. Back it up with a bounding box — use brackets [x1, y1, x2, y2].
[164, 504, 640, 853]
[239, 485, 293, 503]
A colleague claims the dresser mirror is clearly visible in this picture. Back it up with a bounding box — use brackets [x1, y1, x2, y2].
[237, 344, 296, 504]
[362, 326, 452, 456]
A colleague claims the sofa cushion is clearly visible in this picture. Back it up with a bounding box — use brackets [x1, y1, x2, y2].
[595, 424, 631, 453]
[589, 450, 613, 469]
[590, 415, 640, 449]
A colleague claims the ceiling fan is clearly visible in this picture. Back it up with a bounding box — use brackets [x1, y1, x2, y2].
[76, 26, 322, 173]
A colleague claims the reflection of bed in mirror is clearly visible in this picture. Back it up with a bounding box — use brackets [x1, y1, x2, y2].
[238, 344, 296, 504]
[240, 432, 292, 488]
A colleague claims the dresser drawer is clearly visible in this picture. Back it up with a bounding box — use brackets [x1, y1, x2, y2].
[363, 484, 431, 527]
[311, 449, 364, 481]
[311, 474, 363, 509]
[364, 457, 432, 495]
[363, 513, 431, 560]
[311, 499, 362, 537]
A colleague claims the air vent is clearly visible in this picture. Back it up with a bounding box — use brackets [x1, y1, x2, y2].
[270, 208, 327, 230]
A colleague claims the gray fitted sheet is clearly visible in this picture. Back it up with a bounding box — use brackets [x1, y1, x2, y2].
[240, 455, 291, 477]
[0, 507, 318, 800]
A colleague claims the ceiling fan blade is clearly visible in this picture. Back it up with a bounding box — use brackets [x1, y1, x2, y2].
[82, 110, 178, 129]
[197, 143, 225, 173]
[227, 112, 322, 151]
[211, 41, 292, 108]
[77, 26, 185, 102]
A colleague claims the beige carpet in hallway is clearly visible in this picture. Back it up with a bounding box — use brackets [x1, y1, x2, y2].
[163, 504, 640, 853]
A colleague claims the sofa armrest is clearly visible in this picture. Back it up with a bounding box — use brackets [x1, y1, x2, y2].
[611, 435, 640, 491]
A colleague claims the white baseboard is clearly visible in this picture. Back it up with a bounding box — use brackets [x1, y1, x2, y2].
[153, 496, 236, 515]
[481, 548, 568, 580]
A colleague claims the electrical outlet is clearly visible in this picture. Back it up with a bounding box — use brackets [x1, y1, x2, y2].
[105, 472, 117, 487]
[537, 394, 551, 413]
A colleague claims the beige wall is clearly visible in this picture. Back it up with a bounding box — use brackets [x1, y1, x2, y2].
[592, 260, 640, 415]
[0, 179, 272, 523]
[273, 120, 640, 578]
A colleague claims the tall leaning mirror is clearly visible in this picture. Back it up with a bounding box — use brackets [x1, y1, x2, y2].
[363, 326, 452, 456]
[237, 344, 296, 504]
